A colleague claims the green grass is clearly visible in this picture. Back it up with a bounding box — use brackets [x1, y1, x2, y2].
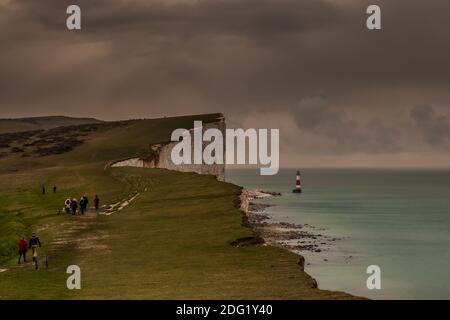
[0, 114, 356, 299]
[0, 116, 102, 134]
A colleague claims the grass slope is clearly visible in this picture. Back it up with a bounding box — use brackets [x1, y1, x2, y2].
[0, 116, 103, 134]
[0, 114, 356, 299]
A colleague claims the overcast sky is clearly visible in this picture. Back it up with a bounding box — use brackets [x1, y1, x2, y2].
[1, 0, 450, 167]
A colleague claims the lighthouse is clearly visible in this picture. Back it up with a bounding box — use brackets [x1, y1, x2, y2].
[292, 170, 302, 193]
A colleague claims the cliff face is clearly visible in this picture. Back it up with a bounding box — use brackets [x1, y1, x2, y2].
[112, 116, 226, 181]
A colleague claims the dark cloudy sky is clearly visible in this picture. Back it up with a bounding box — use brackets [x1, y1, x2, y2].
[1, 0, 450, 167]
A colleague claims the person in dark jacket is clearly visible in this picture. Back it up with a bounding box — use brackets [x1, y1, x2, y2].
[79, 197, 85, 215]
[18, 236, 27, 264]
[71, 198, 78, 215]
[80, 195, 89, 215]
[28, 233, 41, 262]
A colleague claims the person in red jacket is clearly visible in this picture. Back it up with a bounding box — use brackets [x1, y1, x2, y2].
[18, 236, 27, 264]
[93, 195, 100, 211]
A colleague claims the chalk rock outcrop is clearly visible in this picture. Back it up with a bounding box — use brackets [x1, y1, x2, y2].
[112, 115, 225, 181]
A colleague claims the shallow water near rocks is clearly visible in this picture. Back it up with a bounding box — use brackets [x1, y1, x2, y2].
[226, 168, 450, 300]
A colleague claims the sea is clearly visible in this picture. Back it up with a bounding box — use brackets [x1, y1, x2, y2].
[226, 168, 450, 300]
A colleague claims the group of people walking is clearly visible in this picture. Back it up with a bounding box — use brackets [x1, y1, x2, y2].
[41, 184, 100, 215]
[17, 233, 42, 264]
[64, 195, 100, 215]
[15, 188, 102, 267]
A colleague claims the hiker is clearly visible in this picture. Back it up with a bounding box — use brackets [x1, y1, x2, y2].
[84, 195, 89, 211]
[80, 195, 89, 215]
[79, 197, 85, 215]
[64, 198, 72, 214]
[53, 185, 57, 193]
[71, 198, 78, 215]
[28, 233, 41, 262]
[93, 195, 100, 211]
[18, 236, 27, 264]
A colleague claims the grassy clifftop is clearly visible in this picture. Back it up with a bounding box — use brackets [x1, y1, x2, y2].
[0, 114, 356, 299]
[0, 116, 103, 134]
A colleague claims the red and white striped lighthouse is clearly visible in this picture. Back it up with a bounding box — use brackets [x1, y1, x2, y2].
[293, 170, 302, 193]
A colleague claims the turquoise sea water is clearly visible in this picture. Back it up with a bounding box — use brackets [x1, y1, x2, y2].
[226, 168, 450, 300]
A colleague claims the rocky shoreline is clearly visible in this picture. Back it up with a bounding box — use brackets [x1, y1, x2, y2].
[240, 189, 344, 262]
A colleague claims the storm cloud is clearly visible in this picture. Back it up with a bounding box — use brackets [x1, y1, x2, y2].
[0, 0, 449, 166]
[292, 96, 404, 154]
